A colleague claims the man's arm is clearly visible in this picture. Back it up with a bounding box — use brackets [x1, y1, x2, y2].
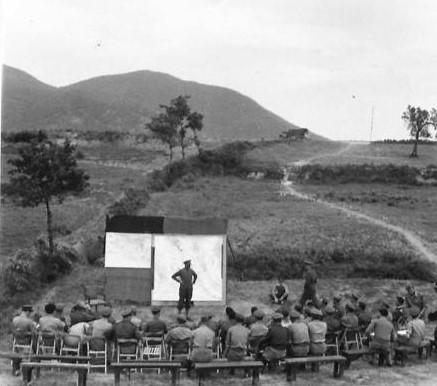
[171, 270, 181, 283]
[192, 270, 197, 284]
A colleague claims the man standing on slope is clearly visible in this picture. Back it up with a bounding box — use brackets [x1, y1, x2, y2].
[172, 259, 197, 318]
[300, 261, 318, 307]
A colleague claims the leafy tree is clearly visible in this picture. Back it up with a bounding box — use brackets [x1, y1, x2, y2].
[146, 95, 203, 162]
[7, 131, 89, 256]
[402, 105, 437, 157]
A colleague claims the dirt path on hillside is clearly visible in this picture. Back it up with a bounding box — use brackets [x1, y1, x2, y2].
[280, 143, 437, 263]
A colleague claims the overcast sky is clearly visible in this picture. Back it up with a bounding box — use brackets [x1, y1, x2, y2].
[1, 0, 436, 140]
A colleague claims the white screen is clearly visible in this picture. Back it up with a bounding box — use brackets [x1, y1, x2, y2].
[105, 232, 152, 268]
[153, 235, 224, 302]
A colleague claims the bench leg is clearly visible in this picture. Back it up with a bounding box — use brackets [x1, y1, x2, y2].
[114, 371, 121, 386]
[78, 370, 87, 386]
[344, 356, 351, 370]
[334, 361, 344, 378]
[286, 364, 297, 382]
[311, 362, 320, 372]
[21, 367, 32, 386]
[12, 358, 22, 375]
[252, 368, 260, 385]
[171, 369, 178, 386]
[197, 370, 207, 386]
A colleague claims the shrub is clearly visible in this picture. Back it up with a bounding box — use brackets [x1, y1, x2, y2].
[2, 250, 36, 297]
[107, 188, 150, 217]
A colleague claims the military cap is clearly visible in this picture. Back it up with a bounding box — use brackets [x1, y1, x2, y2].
[121, 309, 133, 317]
[254, 310, 265, 319]
[183, 259, 191, 264]
[272, 312, 283, 321]
[76, 300, 87, 309]
[177, 315, 187, 323]
[151, 305, 161, 314]
[100, 307, 112, 317]
[310, 308, 323, 317]
[351, 293, 360, 300]
[22, 304, 33, 312]
[289, 310, 301, 320]
[409, 306, 420, 317]
[325, 306, 336, 314]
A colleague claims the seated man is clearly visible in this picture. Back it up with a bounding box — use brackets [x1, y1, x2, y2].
[105, 309, 141, 341]
[244, 306, 258, 328]
[401, 306, 426, 348]
[89, 306, 114, 351]
[288, 310, 310, 357]
[308, 308, 327, 356]
[323, 306, 341, 333]
[70, 301, 96, 327]
[166, 315, 193, 355]
[365, 308, 396, 366]
[191, 315, 215, 363]
[39, 303, 66, 335]
[258, 312, 289, 366]
[143, 306, 168, 336]
[223, 313, 249, 361]
[340, 303, 359, 330]
[392, 296, 409, 329]
[270, 277, 289, 305]
[13, 304, 37, 334]
[405, 284, 425, 314]
[356, 301, 372, 329]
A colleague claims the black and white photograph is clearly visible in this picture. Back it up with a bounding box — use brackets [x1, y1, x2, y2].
[1, 1, 437, 385]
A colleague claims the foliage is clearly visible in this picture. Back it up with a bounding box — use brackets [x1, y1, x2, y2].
[2, 130, 49, 143]
[145, 95, 203, 162]
[295, 163, 420, 185]
[6, 131, 89, 255]
[2, 250, 36, 297]
[228, 245, 437, 282]
[107, 188, 150, 217]
[402, 105, 437, 157]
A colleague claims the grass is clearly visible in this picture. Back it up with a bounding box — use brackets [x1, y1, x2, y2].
[141, 176, 416, 259]
[296, 183, 437, 250]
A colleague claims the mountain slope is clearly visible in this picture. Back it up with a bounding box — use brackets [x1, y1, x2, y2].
[1, 65, 315, 141]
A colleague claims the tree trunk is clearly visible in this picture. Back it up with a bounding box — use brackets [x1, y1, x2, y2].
[45, 198, 54, 256]
[169, 145, 173, 163]
[410, 132, 420, 157]
[181, 142, 185, 160]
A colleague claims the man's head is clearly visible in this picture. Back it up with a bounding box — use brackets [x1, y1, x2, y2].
[310, 308, 323, 320]
[225, 306, 236, 320]
[183, 259, 191, 269]
[55, 304, 64, 314]
[345, 303, 355, 313]
[406, 284, 415, 296]
[199, 315, 209, 325]
[151, 306, 161, 316]
[131, 306, 138, 316]
[289, 310, 301, 322]
[177, 315, 187, 324]
[409, 306, 420, 319]
[304, 260, 313, 270]
[333, 294, 342, 303]
[396, 296, 405, 306]
[121, 309, 133, 319]
[45, 303, 56, 315]
[100, 307, 112, 318]
[271, 312, 283, 324]
[235, 313, 245, 324]
[22, 305, 33, 315]
[358, 301, 366, 310]
[250, 306, 258, 315]
[254, 310, 264, 321]
[379, 308, 388, 318]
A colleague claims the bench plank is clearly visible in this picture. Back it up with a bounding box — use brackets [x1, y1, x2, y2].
[21, 362, 89, 386]
[285, 355, 346, 383]
[195, 361, 263, 386]
[109, 361, 181, 386]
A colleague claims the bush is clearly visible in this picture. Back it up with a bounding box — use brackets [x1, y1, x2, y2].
[107, 188, 150, 217]
[296, 163, 421, 185]
[2, 250, 36, 297]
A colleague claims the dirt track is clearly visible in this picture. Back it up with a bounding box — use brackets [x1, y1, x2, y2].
[280, 143, 437, 263]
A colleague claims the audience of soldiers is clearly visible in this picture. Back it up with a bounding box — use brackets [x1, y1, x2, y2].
[11, 282, 433, 370]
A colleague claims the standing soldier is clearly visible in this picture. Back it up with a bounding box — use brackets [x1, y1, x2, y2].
[300, 261, 318, 307]
[172, 259, 197, 318]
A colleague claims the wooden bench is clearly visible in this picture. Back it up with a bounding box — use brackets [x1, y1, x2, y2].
[21, 362, 89, 386]
[284, 355, 347, 382]
[394, 340, 432, 366]
[341, 348, 374, 369]
[194, 360, 264, 386]
[109, 361, 181, 386]
[0, 351, 28, 375]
